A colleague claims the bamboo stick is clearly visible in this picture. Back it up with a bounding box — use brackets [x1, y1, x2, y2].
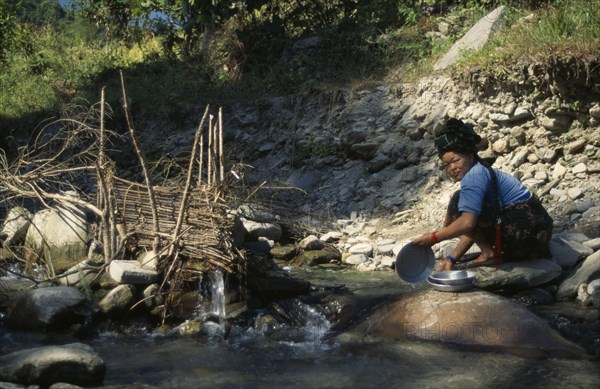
[198, 129, 204, 186]
[120, 70, 161, 252]
[218, 107, 224, 182]
[212, 113, 217, 185]
[207, 114, 213, 186]
[97, 87, 112, 262]
[168, 105, 209, 260]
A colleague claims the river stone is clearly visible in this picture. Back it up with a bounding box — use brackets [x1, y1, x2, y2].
[57, 259, 102, 289]
[320, 231, 343, 243]
[348, 242, 373, 256]
[237, 204, 279, 223]
[472, 258, 561, 290]
[0, 206, 32, 247]
[0, 343, 105, 386]
[584, 237, 600, 251]
[556, 250, 600, 300]
[270, 245, 297, 260]
[98, 284, 137, 317]
[108, 260, 159, 284]
[549, 235, 594, 268]
[364, 289, 585, 359]
[299, 235, 325, 250]
[5, 286, 91, 332]
[241, 218, 282, 241]
[23, 204, 88, 273]
[344, 254, 368, 265]
[295, 248, 341, 265]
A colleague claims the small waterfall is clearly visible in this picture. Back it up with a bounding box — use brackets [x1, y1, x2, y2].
[191, 269, 227, 337]
[208, 269, 226, 321]
[297, 301, 331, 344]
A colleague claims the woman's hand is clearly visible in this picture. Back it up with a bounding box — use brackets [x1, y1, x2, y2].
[412, 232, 437, 247]
[435, 258, 453, 272]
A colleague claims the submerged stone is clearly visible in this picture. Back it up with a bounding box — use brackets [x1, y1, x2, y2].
[0, 343, 105, 386]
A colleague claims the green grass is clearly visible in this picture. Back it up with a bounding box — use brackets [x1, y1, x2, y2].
[458, 0, 600, 69]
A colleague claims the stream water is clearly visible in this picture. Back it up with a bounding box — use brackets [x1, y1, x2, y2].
[2, 268, 600, 388]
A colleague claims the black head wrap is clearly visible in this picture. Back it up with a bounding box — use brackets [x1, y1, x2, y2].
[434, 118, 481, 157]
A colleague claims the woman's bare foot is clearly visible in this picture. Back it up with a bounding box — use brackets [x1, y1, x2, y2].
[467, 255, 502, 268]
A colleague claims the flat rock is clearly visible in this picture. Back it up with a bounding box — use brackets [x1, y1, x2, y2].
[108, 260, 159, 284]
[471, 258, 562, 290]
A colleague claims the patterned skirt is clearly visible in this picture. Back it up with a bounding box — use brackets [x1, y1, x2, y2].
[445, 190, 554, 261]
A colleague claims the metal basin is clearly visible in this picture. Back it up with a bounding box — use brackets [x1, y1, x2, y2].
[428, 270, 476, 285]
[427, 276, 475, 292]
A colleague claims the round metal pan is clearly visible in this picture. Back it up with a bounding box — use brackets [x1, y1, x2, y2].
[395, 243, 435, 283]
[427, 277, 475, 292]
[428, 270, 477, 285]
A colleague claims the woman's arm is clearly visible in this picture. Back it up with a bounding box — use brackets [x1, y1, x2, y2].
[412, 212, 478, 247]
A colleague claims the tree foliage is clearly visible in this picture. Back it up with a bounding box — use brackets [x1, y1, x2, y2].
[0, 0, 18, 61]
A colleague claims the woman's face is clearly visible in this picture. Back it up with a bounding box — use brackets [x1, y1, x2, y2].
[441, 151, 475, 181]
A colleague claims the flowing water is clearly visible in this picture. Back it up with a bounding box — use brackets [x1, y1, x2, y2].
[2, 268, 600, 388]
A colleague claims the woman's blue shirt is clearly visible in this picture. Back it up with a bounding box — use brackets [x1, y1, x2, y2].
[458, 162, 531, 216]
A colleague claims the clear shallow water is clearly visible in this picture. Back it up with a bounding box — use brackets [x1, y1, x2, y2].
[2, 268, 600, 388]
[85, 329, 600, 388]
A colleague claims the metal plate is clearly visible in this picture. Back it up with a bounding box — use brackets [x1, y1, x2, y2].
[427, 277, 474, 292]
[395, 243, 435, 283]
[429, 270, 477, 285]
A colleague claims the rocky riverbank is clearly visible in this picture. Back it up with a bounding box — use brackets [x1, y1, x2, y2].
[1, 8, 600, 386]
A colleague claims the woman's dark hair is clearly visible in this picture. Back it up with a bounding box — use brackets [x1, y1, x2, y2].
[434, 118, 481, 157]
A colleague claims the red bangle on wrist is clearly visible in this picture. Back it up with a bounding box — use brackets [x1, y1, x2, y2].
[431, 231, 438, 244]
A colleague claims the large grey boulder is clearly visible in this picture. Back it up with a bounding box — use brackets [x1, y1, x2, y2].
[5, 286, 91, 331]
[23, 202, 89, 273]
[0, 343, 105, 386]
[434, 6, 507, 71]
[363, 289, 585, 358]
[472, 258, 562, 290]
[556, 250, 600, 300]
[241, 217, 283, 241]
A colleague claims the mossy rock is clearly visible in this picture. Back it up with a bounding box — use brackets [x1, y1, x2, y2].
[270, 245, 297, 260]
[293, 247, 341, 265]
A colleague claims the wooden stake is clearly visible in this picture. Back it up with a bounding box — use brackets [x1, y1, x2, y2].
[207, 114, 213, 186]
[120, 70, 161, 252]
[218, 107, 224, 182]
[170, 105, 209, 257]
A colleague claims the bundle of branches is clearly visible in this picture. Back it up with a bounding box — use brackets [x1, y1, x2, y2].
[0, 73, 244, 301]
[112, 176, 238, 275]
